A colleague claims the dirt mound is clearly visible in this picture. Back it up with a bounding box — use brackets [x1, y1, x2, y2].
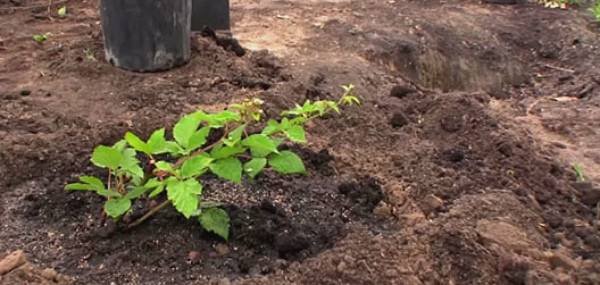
[0, 4, 385, 283]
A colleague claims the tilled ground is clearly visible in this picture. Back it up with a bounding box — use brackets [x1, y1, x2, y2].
[1, 0, 600, 284]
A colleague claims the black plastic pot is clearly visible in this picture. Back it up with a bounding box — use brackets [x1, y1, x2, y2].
[100, 0, 192, 72]
[191, 0, 230, 31]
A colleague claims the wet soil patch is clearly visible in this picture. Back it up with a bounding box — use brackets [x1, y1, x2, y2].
[5, 150, 385, 284]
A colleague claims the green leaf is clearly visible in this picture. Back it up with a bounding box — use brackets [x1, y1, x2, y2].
[147, 128, 167, 154]
[167, 179, 202, 218]
[57, 5, 67, 17]
[32, 34, 48, 43]
[242, 134, 278, 158]
[130, 176, 143, 186]
[574, 164, 586, 182]
[210, 144, 246, 159]
[79, 176, 105, 191]
[125, 132, 151, 155]
[144, 178, 162, 188]
[95, 189, 123, 198]
[198, 208, 230, 241]
[65, 178, 120, 198]
[65, 183, 96, 192]
[155, 161, 175, 173]
[165, 141, 185, 156]
[119, 148, 144, 179]
[244, 158, 267, 178]
[268, 151, 306, 174]
[91, 145, 123, 170]
[125, 186, 148, 199]
[104, 198, 131, 218]
[210, 157, 242, 183]
[261, 119, 280, 136]
[206, 111, 241, 127]
[112, 140, 128, 152]
[224, 124, 246, 146]
[148, 183, 166, 198]
[181, 155, 214, 178]
[186, 127, 210, 152]
[284, 125, 306, 143]
[173, 113, 202, 149]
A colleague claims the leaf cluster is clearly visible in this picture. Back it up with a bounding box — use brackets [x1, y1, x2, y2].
[66, 87, 360, 241]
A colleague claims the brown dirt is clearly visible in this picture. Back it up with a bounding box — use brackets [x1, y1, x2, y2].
[2, 0, 600, 284]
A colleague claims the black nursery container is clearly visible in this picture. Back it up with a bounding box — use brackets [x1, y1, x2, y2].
[100, 0, 192, 72]
[191, 0, 230, 31]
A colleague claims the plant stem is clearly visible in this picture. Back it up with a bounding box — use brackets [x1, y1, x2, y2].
[107, 171, 112, 192]
[127, 200, 171, 229]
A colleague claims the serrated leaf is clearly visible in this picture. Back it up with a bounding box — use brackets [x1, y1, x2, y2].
[148, 183, 166, 198]
[120, 148, 144, 179]
[91, 145, 123, 170]
[206, 111, 241, 127]
[244, 158, 267, 178]
[198, 208, 230, 241]
[224, 124, 246, 146]
[125, 132, 151, 155]
[113, 140, 128, 152]
[261, 119, 280, 135]
[284, 125, 306, 143]
[186, 127, 210, 152]
[268, 151, 306, 174]
[210, 144, 246, 159]
[104, 198, 131, 218]
[155, 161, 175, 173]
[165, 141, 185, 156]
[210, 157, 242, 183]
[147, 128, 167, 154]
[144, 178, 162, 188]
[181, 155, 214, 178]
[173, 113, 202, 149]
[130, 176, 143, 186]
[242, 134, 278, 158]
[167, 179, 202, 218]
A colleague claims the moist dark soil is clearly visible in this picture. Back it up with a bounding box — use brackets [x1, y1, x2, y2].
[2, 0, 600, 284]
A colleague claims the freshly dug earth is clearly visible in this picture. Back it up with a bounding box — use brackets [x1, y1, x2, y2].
[1, 0, 600, 284]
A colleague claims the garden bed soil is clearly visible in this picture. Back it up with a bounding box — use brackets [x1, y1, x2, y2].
[2, 0, 600, 284]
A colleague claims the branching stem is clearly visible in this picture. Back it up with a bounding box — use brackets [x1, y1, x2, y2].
[127, 200, 171, 229]
[128, 125, 233, 228]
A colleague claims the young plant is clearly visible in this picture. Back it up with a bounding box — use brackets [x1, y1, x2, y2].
[66, 91, 360, 241]
[57, 6, 67, 17]
[573, 164, 586, 182]
[537, 0, 578, 9]
[83, 48, 97, 61]
[591, 1, 600, 22]
[32, 33, 49, 44]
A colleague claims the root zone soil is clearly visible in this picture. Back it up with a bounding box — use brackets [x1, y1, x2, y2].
[1, 1, 600, 285]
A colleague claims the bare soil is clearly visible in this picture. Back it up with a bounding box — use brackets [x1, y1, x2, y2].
[1, 0, 600, 284]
